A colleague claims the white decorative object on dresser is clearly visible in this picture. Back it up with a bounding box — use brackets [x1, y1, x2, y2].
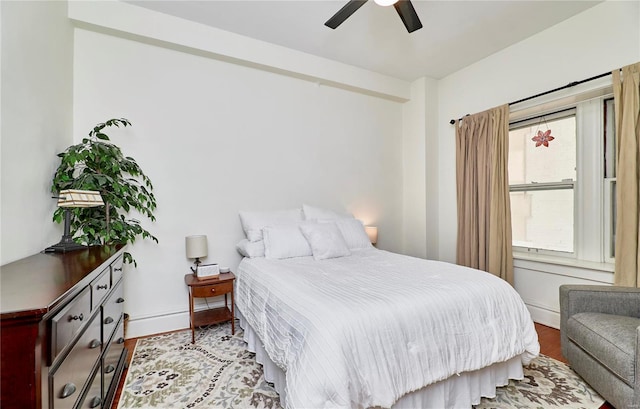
[0, 245, 128, 409]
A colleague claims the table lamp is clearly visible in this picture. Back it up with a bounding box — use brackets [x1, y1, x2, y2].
[186, 235, 208, 274]
[45, 190, 104, 253]
[365, 226, 378, 245]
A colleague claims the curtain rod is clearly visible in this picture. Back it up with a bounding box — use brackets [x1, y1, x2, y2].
[448, 71, 612, 125]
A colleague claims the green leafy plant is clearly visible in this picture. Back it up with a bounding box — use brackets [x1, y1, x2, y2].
[51, 118, 157, 265]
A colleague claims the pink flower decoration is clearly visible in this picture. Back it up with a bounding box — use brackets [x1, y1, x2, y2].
[532, 129, 554, 147]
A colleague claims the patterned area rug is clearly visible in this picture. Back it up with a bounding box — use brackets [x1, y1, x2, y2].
[118, 322, 604, 409]
[117, 322, 281, 409]
[476, 354, 604, 409]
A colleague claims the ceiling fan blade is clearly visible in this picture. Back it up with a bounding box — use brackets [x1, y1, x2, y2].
[393, 0, 422, 33]
[325, 0, 368, 29]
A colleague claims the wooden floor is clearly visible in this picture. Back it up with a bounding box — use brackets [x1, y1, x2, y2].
[111, 323, 614, 408]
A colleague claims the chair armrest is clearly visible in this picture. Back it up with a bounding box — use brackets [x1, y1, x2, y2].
[559, 285, 640, 357]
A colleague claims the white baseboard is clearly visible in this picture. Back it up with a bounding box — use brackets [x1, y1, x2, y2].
[125, 300, 229, 339]
[126, 311, 190, 339]
[527, 303, 560, 330]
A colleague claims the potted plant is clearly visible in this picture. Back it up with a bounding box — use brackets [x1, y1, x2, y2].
[51, 118, 157, 265]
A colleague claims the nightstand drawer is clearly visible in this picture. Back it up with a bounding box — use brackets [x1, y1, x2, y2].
[192, 281, 233, 298]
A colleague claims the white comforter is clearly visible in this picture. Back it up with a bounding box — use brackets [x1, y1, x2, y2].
[235, 249, 540, 409]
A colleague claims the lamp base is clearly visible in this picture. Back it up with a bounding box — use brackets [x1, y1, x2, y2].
[44, 207, 89, 253]
[44, 234, 88, 253]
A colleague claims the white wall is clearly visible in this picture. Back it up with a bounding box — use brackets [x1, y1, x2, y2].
[72, 4, 405, 337]
[401, 79, 428, 258]
[401, 77, 439, 259]
[0, 1, 74, 264]
[433, 0, 640, 327]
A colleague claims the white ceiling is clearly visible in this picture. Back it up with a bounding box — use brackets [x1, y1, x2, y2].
[128, 0, 601, 81]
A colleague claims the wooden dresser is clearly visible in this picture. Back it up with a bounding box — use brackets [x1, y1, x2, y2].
[1, 245, 127, 409]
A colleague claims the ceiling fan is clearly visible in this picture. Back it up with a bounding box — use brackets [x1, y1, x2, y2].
[325, 0, 423, 33]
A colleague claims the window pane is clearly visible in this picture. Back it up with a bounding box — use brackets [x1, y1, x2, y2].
[510, 189, 574, 253]
[509, 115, 576, 185]
[604, 98, 616, 178]
[609, 180, 618, 258]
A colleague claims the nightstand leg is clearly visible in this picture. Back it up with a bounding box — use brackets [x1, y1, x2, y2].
[231, 290, 235, 335]
[189, 288, 195, 344]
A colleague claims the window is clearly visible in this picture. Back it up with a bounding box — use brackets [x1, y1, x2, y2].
[508, 95, 614, 264]
[509, 111, 576, 254]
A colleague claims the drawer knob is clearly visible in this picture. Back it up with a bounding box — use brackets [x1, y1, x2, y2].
[60, 383, 76, 399]
[89, 396, 101, 408]
[104, 316, 114, 325]
[89, 339, 101, 349]
[116, 297, 125, 303]
[69, 313, 83, 322]
[105, 364, 115, 374]
[114, 267, 123, 272]
[97, 284, 108, 290]
[211, 288, 216, 293]
[117, 337, 125, 344]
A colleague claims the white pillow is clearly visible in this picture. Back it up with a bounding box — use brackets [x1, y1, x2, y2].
[236, 239, 265, 258]
[333, 218, 373, 250]
[263, 224, 313, 260]
[239, 208, 303, 242]
[302, 204, 353, 221]
[299, 223, 351, 260]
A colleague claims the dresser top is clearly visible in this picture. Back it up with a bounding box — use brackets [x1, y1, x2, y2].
[0, 245, 125, 319]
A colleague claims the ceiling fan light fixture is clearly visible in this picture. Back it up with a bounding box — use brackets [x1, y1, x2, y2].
[373, 0, 398, 6]
[325, 0, 421, 33]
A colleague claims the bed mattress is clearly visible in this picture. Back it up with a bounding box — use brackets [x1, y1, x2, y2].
[235, 249, 540, 409]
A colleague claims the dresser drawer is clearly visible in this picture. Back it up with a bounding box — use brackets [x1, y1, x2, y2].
[51, 287, 92, 362]
[110, 255, 124, 286]
[192, 281, 233, 298]
[49, 312, 101, 409]
[91, 268, 111, 311]
[76, 368, 102, 409]
[103, 319, 125, 402]
[102, 279, 124, 344]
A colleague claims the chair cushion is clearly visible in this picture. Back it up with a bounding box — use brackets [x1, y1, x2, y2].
[567, 312, 639, 387]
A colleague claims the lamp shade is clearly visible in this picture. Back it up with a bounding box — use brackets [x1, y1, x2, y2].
[185, 235, 208, 259]
[373, 0, 398, 6]
[57, 189, 104, 208]
[365, 226, 378, 245]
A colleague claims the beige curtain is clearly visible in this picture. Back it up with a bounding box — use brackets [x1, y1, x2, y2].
[613, 62, 640, 287]
[455, 104, 513, 284]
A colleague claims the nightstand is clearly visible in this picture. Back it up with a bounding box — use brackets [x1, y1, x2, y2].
[184, 272, 235, 343]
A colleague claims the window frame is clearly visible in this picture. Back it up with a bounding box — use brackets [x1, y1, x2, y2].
[508, 96, 613, 265]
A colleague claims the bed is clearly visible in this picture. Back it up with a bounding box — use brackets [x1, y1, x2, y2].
[234, 206, 540, 409]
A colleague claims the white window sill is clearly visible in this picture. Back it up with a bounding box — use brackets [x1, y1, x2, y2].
[513, 252, 614, 283]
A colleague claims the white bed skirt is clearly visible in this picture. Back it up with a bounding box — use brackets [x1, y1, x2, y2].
[238, 312, 525, 409]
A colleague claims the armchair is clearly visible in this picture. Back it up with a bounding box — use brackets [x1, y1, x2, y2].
[560, 285, 640, 409]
